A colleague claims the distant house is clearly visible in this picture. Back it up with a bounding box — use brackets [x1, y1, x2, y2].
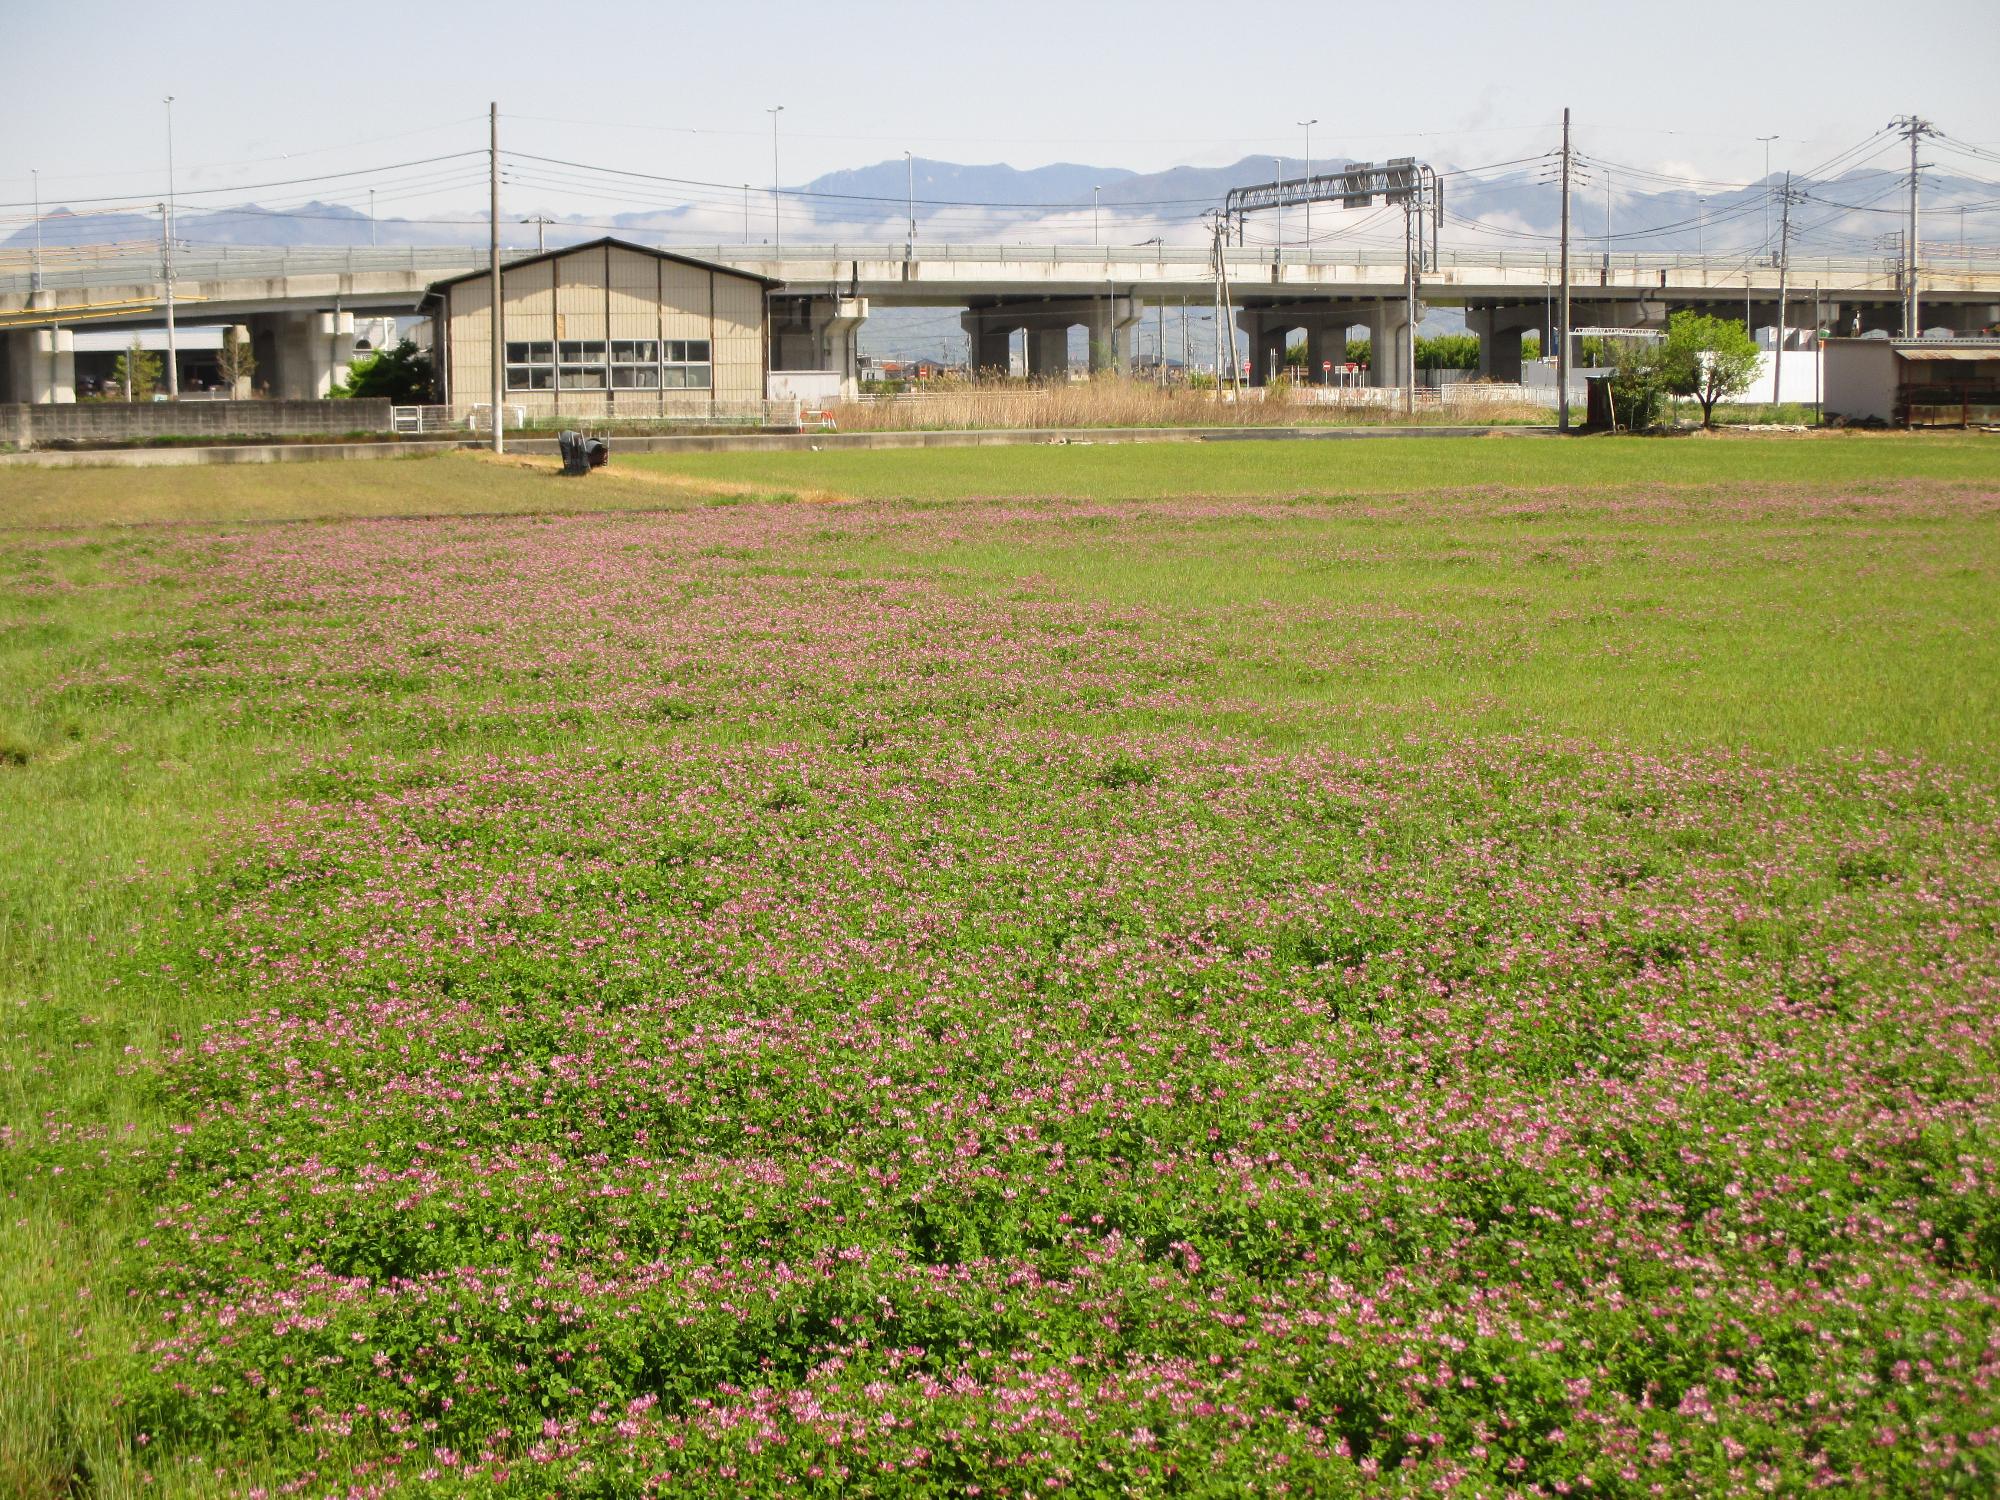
[1822, 337, 2000, 426]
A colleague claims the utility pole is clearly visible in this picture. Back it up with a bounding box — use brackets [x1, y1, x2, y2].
[369, 188, 377, 247]
[905, 151, 916, 244]
[1156, 297, 1166, 385]
[1299, 118, 1317, 247]
[1093, 186, 1101, 246]
[163, 95, 178, 399]
[1890, 114, 1936, 335]
[489, 100, 503, 455]
[1403, 194, 1417, 418]
[1558, 107, 1572, 432]
[1773, 172, 1799, 407]
[1274, 159, 1284, 249]
[1211, 213, 1242, 394]
[767, 105, 784, 252]
[521, 215, 554, 253]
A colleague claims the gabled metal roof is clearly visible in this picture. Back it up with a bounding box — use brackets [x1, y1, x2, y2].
[421, 237, 781, 302]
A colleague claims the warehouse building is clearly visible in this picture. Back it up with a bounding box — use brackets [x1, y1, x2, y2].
[423, 238, 777, 417]
[1822, 336, 2000, 427]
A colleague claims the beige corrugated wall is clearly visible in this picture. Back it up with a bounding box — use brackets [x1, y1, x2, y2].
[446, 246, 766, 417]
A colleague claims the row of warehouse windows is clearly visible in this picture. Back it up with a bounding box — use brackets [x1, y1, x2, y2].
[504, 339, 713, 392]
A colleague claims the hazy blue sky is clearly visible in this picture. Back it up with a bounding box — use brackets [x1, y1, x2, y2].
[2, 0, 1996, 219]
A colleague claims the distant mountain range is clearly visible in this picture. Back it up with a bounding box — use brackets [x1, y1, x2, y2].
[16, 151, 1984, 259]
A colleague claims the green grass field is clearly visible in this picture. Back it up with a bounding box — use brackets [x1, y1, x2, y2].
[3, 435, 1998, 1496]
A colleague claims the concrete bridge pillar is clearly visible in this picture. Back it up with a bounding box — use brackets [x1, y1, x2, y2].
[252, 310, 358, 399]
[1028, 326, 1070, 379]
[1363, 301, 1412, 390]
[1236, 311, 1302, 387]
[1466, 304, 1543, 383]
[961, 310, 1019, 374]
[1086, 296, 1141, 376]
[2, 326, 76, 403]
[818, 297, 868, 398]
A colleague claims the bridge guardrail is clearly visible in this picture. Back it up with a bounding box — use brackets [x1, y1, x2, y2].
[5, 241, 1997, 299]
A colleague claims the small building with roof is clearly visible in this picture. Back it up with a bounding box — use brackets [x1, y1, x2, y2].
[1822, 336, 2000, 427]
[421, 238, 778, 417]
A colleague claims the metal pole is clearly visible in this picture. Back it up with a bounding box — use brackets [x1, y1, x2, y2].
[743, 185, 750, 243]
[1093, 186, 1100, 246]
[1906, 119, 1922, 334]
[164, 95, 178, 399]
[1299, 118, 1317, 247]
[1274, 159, 1284, 249]
[30, 170, 42, 294]
[1813, 280, 1823, 427]
[1774, 172, 1792, 409]
[489, 100, 503, 455]
[370, 188, 377, 247]
[1403, 197, 1416, 418]
[1212, 219, 1224, 394]
[768, 106, 784, 253]
[1757, 135, 1777, 258]
[905, 151, 915, 243]
[1558, 107, 1572, 432]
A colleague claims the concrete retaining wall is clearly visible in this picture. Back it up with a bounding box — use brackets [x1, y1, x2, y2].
[0, 399, 393, 449]
[0, 424, 1560, 470]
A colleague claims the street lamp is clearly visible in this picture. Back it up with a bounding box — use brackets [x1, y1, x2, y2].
[767, 105, 785, 252]
[1757, 134, 1779, 259]
[1273, 158, 1284, 248]
[1093, 185, 1100, 246]
[30, 168, 40, 292]
[905, 150, 915, 244]
[164, 94, 179, 399]
[1298, 118, 1318, 247]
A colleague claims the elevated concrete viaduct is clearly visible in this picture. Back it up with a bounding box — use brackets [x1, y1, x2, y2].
[4, 243, 1996, 404]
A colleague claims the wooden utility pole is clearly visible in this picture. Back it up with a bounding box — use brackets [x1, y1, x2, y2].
[1558, 108, 1573, 432]
[489, 101, 503, 455]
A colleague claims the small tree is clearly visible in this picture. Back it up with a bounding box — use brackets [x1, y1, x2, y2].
[1345, 336, 1371, 367]
[336, 339, 438, 404]
[113, 343, 163, 402]
[1658, 311, 1760, 428]
[1603, 338, 1669, 431]
[216, 327, 257, 396]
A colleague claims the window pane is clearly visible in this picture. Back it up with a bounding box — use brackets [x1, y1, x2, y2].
[684, 341, 711, 363]
[530, 342, 554, 364]
[558, 340, 605, 362]
[684, 364, 712, 389]
[505, 367, 531, 391]
[558, 367, 605, 389]
[613, 340, 659, 364]
[505, 342, 531, 363]
[660, 366, 685, 389]
[611, 366, 660, 389]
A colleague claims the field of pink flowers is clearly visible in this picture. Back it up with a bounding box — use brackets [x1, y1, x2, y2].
[9, 484, 2000, 1497]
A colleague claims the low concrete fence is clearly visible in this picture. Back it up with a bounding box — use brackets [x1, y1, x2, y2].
[0, 399, 394, 449]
